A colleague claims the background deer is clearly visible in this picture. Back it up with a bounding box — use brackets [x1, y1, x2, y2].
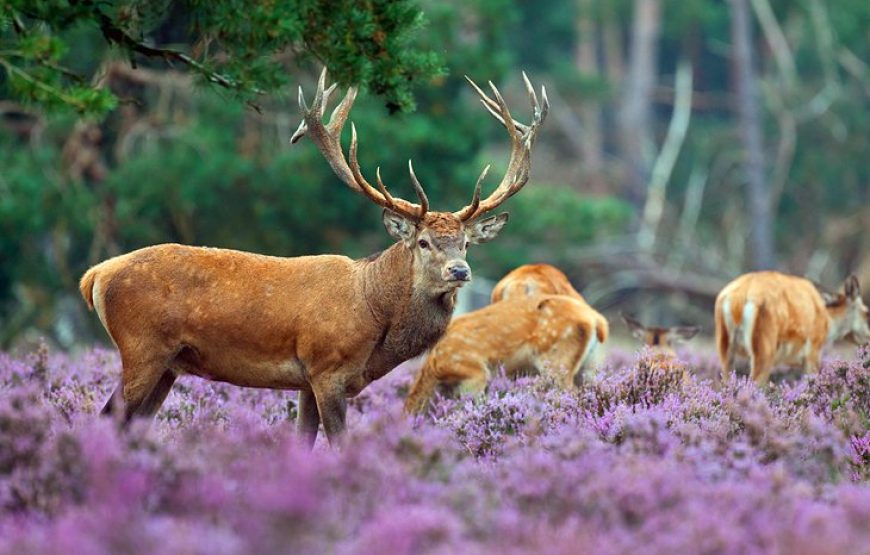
[621, 313, 700, 381]
[490, 263, 609, 342]
[490, 263, 583, 302]
[621, 313, 700, 355]
[79, 69, 548, 445]
[714, 272, 870, 384]
[404, 294, 606, 413]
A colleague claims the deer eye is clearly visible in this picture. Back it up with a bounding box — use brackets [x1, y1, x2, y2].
[418, 239, 429, 249]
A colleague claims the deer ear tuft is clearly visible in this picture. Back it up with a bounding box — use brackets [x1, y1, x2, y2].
[845, 275, 861, 300]
[467, 213, 509, 245]
[382, 209, 416, 244]
[621, 312, 647, 340]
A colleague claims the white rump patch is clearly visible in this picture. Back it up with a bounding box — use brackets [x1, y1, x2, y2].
[741, 301, 757, 352]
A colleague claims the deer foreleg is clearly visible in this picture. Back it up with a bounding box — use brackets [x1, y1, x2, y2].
[312, 381, 347, 446]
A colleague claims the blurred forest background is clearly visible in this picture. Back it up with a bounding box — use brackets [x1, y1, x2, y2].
[0, 0, 868, 350]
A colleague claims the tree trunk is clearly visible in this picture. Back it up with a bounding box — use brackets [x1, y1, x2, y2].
[574, 0, 605, 193]
[730, 0, 776, 269]
[617, 0, 660, 210]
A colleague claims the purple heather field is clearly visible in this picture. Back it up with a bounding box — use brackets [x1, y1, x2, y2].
[1, 344, 869, 555]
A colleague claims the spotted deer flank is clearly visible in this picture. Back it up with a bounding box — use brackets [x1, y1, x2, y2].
[404, 293, 607, 414]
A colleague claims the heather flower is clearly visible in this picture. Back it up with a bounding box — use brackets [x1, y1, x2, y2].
[0, 346, 868, 554]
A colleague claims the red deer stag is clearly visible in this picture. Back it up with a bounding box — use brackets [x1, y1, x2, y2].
[715, 272, 870, 384]
[404, 294, 606, 413]
[80, 69, 548, 445]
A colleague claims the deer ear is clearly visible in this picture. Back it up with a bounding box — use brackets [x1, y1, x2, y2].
[844, 275, 861, 300]
[382, 209, 416, 244]
[621, 313, 647, 340]
[467, 213, 509, 245]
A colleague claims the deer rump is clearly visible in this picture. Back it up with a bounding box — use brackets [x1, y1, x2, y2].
[713, 271, 856, 384]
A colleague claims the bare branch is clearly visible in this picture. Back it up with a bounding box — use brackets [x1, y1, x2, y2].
[638, 59, 693, 251]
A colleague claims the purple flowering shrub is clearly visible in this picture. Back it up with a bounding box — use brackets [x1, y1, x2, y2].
[1, 345, 869, 554]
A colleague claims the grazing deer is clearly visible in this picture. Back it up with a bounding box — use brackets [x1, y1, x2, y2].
[714, 272, 870, 384]
[490, 263, 609, 344]
[404, 294, 606, 413]
[80, 69, 548, 445]
[621, 313, 700, 381]
[490, 263, 583, 302]
[621, 313, 700, 356]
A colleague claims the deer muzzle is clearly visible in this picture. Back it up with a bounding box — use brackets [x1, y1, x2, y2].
[444, 261, 472, 284]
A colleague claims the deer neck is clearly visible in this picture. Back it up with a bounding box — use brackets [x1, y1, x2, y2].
[361, 243, 456, 363]
[824, 304, 850, 343]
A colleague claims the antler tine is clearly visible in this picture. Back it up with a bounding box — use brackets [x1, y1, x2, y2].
[326, 85, 356, 136]
[465, 76, 530, 135]
[487, 81, 520, 142]
[348, 124, 424, 220]
[349, 123, 394, 209]
[312, 67, 328, 108]
[522, 71, 538, 111]
[291, 68, 425, 221]
[453, 164, 489, 221]
[374, 167, 397, 204]
[407, 160, 430, 217]
[459, 72, 548, 220]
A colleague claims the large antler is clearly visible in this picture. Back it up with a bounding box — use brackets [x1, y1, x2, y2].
[291, 69, 428, 221]
[454, 72, 549, 221]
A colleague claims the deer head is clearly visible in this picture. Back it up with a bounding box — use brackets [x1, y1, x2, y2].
[622, 313, 700, 353]
[824, 275, 870, 345]
[290, 69, 548, 293]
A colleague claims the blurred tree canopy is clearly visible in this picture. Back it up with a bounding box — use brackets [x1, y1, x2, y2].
[0, 0, 443, 113]
[1, 0, 868, 347]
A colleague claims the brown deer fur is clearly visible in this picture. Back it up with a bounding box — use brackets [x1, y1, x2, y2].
[82, 212, 506, 444]
[80, 71, 549, 446]
[404, 294, 607, 413]
[490, 263, 583, 302]
[490, 263, 609, 344]
[714, 272, 870, 384]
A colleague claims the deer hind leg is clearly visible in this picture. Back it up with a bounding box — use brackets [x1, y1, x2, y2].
[715, 299, 740, 383]
[296, 389, 321, 448]
[537, 327, 592, 390]
[135, 370, 177, 419]
[716, 319, 732, 381]
[103, 347, 175, 425]
[535, 347, 580, 389]
[749, 335, 775, 386]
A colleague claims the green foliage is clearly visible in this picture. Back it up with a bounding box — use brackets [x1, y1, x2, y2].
[0, 0, 444, 114]
[473, 187, 632, 275]
[1, 0, 868, 347]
